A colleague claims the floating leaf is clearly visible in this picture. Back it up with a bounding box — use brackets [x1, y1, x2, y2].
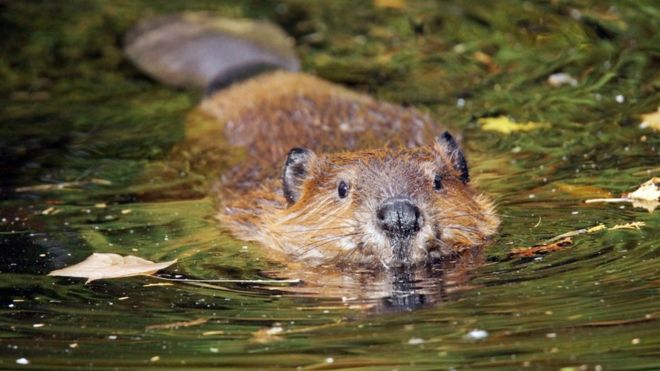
[639, 108, 660, 131]
[585, 178, 659, 212]
[48, 253, 177, 283]
[478, 116, 549, 134]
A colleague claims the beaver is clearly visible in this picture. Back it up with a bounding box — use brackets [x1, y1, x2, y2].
[125, 12, 499, 270]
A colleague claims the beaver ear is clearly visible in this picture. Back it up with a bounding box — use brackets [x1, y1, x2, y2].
[282, 147, 316, 204]
[435, 131, 469, 183]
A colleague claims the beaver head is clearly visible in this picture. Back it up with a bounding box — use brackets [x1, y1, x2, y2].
[251, 131, 499, 268]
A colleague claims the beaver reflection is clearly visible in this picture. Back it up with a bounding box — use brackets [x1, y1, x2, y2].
[268, 251, 482, 313]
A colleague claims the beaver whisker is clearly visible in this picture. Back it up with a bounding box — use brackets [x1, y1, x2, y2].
[296, 232, 364, 258]
[284, 225, 357, 234]
[300, 232, 362, 247]
[432, 209, 499, 218]
[442, 224, 485, 235]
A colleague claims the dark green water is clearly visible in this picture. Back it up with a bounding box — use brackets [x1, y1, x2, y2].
[1, 1, 658, 369]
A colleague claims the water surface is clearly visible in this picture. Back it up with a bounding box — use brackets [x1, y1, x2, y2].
[1, 1, 658, 369]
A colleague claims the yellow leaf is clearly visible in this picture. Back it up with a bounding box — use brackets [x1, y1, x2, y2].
[640, 108, 660, 131]
[587, 224, 606, 233]
[478, 116, 549, 134]
[48, 253, 177, 284]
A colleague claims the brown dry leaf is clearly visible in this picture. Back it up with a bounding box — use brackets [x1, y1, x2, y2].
[640, 108, 660, 131]
[478, 116, 550, 134]
[509, 237, 573, 258]
[585, 178, 659, 212]
[48, 253, 177, 283]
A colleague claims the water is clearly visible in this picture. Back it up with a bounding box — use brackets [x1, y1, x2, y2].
[1, 1, 658, 369]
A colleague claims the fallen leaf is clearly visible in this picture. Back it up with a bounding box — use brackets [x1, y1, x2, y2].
[478, 116, 550, 134]
[585, 178, 659, 212]
[639, 108, 660, 131]
[626, 178, 660, 212]
[48, 253, 177, 283]
[509, 237, 573, 258]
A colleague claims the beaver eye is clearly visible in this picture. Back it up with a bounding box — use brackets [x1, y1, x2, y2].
[337, 181, 349, 198]
[433, 174, 443, 191]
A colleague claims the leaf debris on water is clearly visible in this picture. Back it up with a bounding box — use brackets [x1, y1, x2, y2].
[510, 237, 573, 258]
[48, 253, 177, 283]
[478, 116, 550, 134]
[639, 107, 660, 131]
[510, 220, 646, 258]
[585, 177, 659, 212]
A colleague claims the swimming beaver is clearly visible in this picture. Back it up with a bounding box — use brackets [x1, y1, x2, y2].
[125, 12, 499, 269]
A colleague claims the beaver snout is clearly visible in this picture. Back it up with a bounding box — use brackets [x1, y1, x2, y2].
[376, 197, 421, 238]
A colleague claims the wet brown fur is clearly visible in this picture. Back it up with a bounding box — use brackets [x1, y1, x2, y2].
[201, 71, 499, 268]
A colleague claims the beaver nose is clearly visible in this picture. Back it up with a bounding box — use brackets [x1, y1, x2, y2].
[376, 197, 421, 237]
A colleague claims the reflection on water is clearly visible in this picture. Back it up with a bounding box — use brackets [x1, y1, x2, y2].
[266, 253, 488, 313]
